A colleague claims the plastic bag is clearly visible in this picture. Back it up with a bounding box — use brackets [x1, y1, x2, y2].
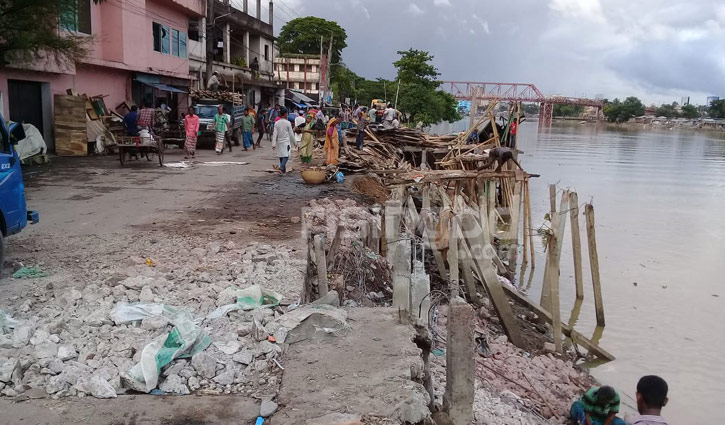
[113, 303, 212, 393]
[335, 171, 344, 183]
[0, 310, 18, 334]
[207, 285, 282, 319]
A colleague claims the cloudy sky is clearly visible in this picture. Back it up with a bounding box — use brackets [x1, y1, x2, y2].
[253, 0, 725, 105]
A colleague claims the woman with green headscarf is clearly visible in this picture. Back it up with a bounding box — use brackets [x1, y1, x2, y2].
[297, 113, 315, 163]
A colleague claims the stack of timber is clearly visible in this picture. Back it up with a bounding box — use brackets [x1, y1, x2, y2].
[55, 90, 118, 156]
[190, 89, 243, 104]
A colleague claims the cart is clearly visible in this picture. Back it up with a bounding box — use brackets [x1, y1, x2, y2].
[117, 135, 165, 167]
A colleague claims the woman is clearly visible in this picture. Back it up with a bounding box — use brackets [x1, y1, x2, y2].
[183, 106, 200, 159]
[213, 105, 229, 154]
[324, 115, 340, 165]
[298, 113, 315, 163]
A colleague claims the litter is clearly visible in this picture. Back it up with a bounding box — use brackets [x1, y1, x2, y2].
[207, 285, 282, 319]
[0, 310, 18, 334]
[199, 161, 250, 166]
[12, 266, 49, 279]
[163, 161, 190, 169]
[112, 303, 212, 393]
[266, 304, 349, 344]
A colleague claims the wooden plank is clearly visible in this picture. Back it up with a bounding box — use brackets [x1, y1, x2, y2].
[585, 204, 605, 326]
[501, 285, 615, 361]
[458, 236, 481, 306]
[54, 95, 88, 156]
[460, 211, 523, 348]
[556, 190, 569, 257]
[569, 192, 584, 300]
[540, 185, 559, 311]
[546, 233, 562, 353]
[421, 209, 448, 280]
[326, 224, 344, 265]
[525, 180, 536, 270]
[486, 180, 496, 242]
[447, 215, 459, 298]
[313, 234, 329, 297]
[384, 200, 402, 262]
[504, 179, 523, 242]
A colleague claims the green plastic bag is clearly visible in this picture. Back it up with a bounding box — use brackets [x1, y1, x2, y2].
[207, 285, 282, 319]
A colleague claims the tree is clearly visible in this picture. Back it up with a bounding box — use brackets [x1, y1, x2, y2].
[603, 96, 645, 123]
[522, 103, 540, 115]
[0, 0, 104, 65]
[553, 104, 584, 117]
[277, 17, 347, 65]
[393, 49, 460, 125]
[708, 100, 725, 119]
[680, 104, 699, 119]
[330, 64, 362, 103]
[655, 103, 679, 118]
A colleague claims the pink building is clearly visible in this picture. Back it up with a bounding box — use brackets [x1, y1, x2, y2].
[0, 0, 204, 152]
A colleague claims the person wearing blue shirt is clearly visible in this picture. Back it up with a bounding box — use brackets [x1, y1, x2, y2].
[123, 105, 139, 136]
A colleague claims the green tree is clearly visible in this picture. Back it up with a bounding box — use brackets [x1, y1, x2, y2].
[708, 100, 725, 119]
[655, 103, 679, 118]
[277, 17, 347, 65]
[330, 64, 362, 103]
[0, 0, 105, 65]
[603, 97, 645, 123]
[393, 49, 460, 125]
[553, 104, 584, 117]
[356, 78, 392, 107]
[522, 103, 540, 115]
[680, 104, 699, 119]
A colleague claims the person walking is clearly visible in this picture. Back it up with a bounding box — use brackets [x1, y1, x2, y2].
[298, 113, 315, 163]
[382, 103, 395, 129]
[294, 110, 306, 145]
[271, 107, 297, 173]
[256, 107, 267, 147]
[324, 114, 340, 165]
[241, 107, 255, 151]
[213, 105, 229, 154]
[355, 107, 368, 150]
[223, 107, 233, 152]
[183, 106, 200, 159]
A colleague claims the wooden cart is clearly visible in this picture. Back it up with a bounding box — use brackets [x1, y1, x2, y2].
[117, 136, 165, 167]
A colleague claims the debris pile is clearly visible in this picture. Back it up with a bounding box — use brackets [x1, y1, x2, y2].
[0, 240, 305, 400]
[190, 89, 244, 104]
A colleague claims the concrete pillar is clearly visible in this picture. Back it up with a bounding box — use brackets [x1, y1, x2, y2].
[243, 0, 248, 13]
[200, 17, 207, 63]
[411, 259, 430, 325]
[244, 31, 250, 66]
[392, 235, 411, 313]
[256, 0, 261, 19]
[223, 23, 231, 64]
[268, 1, 273, 25]
[443, 297, 475, 424]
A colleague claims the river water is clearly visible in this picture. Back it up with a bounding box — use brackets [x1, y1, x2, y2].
[432, 119, 725, 424]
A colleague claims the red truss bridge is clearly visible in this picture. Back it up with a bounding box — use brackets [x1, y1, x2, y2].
[441, 81, 603, 125]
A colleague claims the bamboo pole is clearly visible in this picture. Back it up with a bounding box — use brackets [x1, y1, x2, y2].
[448, 215, 460, 298]
[569, 192, 584, 300]
[521, 182, 529, 267]
[540, 185, 559, 311]
[585, 203, 605, 326]
[525, 180, 535, 270]
[546, 232, 562, 353]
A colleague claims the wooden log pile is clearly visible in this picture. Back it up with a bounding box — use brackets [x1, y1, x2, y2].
[190, 89, 244, 104]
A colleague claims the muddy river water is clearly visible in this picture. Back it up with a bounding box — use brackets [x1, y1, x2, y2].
[432, 119, 725, 424]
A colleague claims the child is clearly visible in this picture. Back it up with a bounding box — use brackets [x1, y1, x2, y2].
[628, 376, 669, 425]
[570, 385, 625, 425]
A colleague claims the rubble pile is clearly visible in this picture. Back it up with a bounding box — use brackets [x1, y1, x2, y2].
[0, 240, 305, 400]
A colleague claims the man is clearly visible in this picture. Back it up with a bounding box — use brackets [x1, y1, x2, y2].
[183, 106, 200, 159]
[213, 105, 229, 154]
[250, 57, 260, 79]
[477, 146, 523, 173]
[223, 106, 233, 152]
[255, 106, 267, 147]
[382, 103, 395, 129]
[207, 71, 220, 91]
[571, 385, 625, 425]
[355, 107, 368, 150]
[137, 103, 155, 133]
[271, 107, 297, 173]
[508, 117, 524, 148]
[123, 105, 139, 136]
[368, 105, 377, 124]
[627, 376, 669, 425]
[241, 107, 255, 151]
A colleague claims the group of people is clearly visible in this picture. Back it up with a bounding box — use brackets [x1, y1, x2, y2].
[122, 103, 158, 137]
[572, 376, 670, 425]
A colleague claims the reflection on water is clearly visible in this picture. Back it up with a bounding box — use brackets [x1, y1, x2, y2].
[432, 119, 725, 424]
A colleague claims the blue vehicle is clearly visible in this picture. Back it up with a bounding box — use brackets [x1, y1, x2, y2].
[0, 115, 39, 268]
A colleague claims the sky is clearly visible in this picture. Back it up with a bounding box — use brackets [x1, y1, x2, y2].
[253, 0, 725, 105]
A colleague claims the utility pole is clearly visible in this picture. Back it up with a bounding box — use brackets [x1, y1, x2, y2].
[205, 0, 215, 88]
[319, 35, 323, 105]
[326, 34, 333, 105]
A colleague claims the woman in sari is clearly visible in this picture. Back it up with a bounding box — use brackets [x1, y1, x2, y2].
[324, 115, 340, 165]
[298, 113, 315, 163]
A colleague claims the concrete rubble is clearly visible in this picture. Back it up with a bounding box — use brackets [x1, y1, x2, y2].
[0, 240, 304, 400]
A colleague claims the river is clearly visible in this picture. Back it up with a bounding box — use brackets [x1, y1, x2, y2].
[432, 119, 725, 424]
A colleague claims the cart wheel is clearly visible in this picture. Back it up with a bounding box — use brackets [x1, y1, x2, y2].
[145, 151, 154, 161]
[119, 148, 126, 166]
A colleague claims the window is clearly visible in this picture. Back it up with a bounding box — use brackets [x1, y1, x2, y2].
[60, 0, 91, 34]
[171, 29, 187, 58]
[179, 32, 187, 58]
[264, 45, 269, 61]
[188, 18, 200, 41]
[153, 22, 170, 54]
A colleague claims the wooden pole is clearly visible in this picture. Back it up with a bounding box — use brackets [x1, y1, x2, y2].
[448, 216, 460, 298]
[458, 236, 480, 305]
[421, 209, 448, 280]
[326, 224, 344, 265]
[385, 200, 402, 262]
[546, 232, 562, 353]
[486, 180, 496, 241]
[525, 180, 535, 270]
[556, 190, 569, 258]
[585, 203, 605, 326]
[540, 185, 559, 311]
[313, 234, 329, 297]
[569, 192, 584, 300]
[521, 181, 529, 267]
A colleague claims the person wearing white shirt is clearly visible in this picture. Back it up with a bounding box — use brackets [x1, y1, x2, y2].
[271, 107, 298, 173]
[382, 104, 396, 129]
[294, 111, 306, 144]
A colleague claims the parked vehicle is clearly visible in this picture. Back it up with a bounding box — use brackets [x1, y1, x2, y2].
[192, 100, 246, 146]
[0, 114, 39, 269]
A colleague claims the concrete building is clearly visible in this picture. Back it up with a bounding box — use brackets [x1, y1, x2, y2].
[274, 54, 323, 96]
[0, 0, 204, 152]
[189, 0, 280, 109]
